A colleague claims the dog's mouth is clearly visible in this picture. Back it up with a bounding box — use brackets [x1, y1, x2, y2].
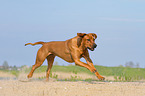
[87, 44, 97, 51]
[87, 47, 95, 51]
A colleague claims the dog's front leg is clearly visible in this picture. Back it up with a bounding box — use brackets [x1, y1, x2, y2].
[74, 59, 104, 80]
[71, 50, 105, 80]
[74, 59, 94, 73]
[71, 50, 94, 72]
[82, 51, 105, 80]
[84, 58, 105, 80]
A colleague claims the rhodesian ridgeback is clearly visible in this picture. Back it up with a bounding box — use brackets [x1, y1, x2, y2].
[25, 33, 105, 80]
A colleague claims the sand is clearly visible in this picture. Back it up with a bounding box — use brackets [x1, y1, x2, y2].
[0, 72, 145, 96]
[0, 80, 145, 96]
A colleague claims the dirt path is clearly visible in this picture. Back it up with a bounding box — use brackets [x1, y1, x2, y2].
[0, 79, 145, 96]
[0, 72, 145, 96]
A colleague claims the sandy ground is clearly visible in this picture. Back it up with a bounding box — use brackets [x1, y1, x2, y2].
[0, 72, 145, 96]
[0, 71, 15, 78]
[0, 80, 145, 96]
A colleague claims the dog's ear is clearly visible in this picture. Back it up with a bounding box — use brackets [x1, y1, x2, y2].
[77, 33, 87, 38]
[77, 37, 82, 47]
[92, 33, 97, 39]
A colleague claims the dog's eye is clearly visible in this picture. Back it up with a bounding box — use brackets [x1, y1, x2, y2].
[87, 39, 90, 41]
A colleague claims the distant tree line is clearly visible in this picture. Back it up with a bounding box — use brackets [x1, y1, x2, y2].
[125, 61, 140, 68]
[0, 60, 141, 70]
[119, 61, 140, 68]
[0, 61, 21, 70]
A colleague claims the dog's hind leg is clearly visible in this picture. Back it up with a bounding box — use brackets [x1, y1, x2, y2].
[27, 47, 48, 79]
[46, 54, 55, 81]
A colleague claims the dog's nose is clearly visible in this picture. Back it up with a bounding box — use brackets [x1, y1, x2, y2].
[93, 44, 97, 48]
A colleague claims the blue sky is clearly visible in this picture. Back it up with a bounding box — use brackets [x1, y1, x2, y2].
[0, 0, 145, 68]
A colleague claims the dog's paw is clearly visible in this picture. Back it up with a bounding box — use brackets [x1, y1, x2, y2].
[98, 76, 105, 81]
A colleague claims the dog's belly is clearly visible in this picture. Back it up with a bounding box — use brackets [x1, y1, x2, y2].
[58, 54, 74, 63]
[53, 50, 74, 63]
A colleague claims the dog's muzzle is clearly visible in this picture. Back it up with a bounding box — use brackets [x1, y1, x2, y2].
[87, 44, 97, 51]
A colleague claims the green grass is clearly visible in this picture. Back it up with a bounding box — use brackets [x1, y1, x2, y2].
[0, 69, 20, 77]
[10, 70, 19, 77]
[24, 65, 145, 81]
[95, 66, 145, 81]
[28, 65, 93, 74]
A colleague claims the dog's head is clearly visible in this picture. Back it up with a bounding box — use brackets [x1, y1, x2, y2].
[77, 33, 97, 51]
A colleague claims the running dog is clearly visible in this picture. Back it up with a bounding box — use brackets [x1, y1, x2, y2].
[25, 33, 105, 81]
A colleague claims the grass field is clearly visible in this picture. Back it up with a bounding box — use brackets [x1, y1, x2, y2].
[1, 65, 145, 82]
[22, 65, 145, 82]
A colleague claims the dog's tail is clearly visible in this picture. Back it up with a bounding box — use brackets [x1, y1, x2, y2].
[25, 41, 45, 46]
